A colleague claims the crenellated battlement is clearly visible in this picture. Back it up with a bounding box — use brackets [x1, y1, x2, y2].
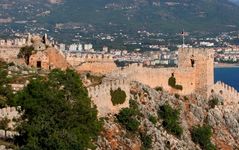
[179, 47, 214, 56]
[212, 81, 239, 105]
[66, 53, 114, 61]
[0, 38, 27, 48]
[87, 79, 129, 97]
[87, 78, 130, 116]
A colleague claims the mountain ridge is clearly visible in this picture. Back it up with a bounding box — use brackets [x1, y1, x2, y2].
[44, 0, 239, 32]
[1, 0, 239, 35]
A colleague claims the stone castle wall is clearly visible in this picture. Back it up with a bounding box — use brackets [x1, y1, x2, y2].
[66, 53, 114, 66]
[105, 48, 214, 98]
[212, 81, 239, 105]
[67, 53, 117, 74]
[87, 79, 130, 116]
[0, 46, 21, 62]
[29, 47, 70, 70]
[0, 38, 27, 62]
[109, 64, 196, 95]
[76, 62, 117, 74]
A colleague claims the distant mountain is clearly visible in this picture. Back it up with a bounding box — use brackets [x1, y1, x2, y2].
[1, 0, 239, 34]
[45, 0, 239, 32]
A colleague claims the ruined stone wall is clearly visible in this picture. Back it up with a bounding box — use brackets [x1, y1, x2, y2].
[87, 79, 130, 117]
[0, 38, 27, 62]
[46, 47, 69, 70]
[67, 53, 117, 74]
[0, 39, 26, 47]
[29, 47, 70, 70]
[76, 62, 117, 74]
[212, 81, 239, 105]
[66, 53, 114, 66]
[0, 47, 20, 62]
[29, 51, 50, 69]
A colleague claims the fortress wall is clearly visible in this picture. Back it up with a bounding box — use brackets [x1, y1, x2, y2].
[212, 81, 239, 105]
[76, 62, 117, 74]
[0, 38, 27, 62]
[87, 79, 130, 117]
[110, 64, 196, 95]
[66, 53, 114, 66]
[0, 47, 20, 62]
[129, 67, 196, 95]
[0, 39, 26, 47]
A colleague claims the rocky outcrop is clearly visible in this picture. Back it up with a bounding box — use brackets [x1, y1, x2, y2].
[96, 81, 239, 149]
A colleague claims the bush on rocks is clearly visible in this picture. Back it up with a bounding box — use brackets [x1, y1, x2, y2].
[191, 125, 216, 150]
[158, 104, 183, 137]
[110, 88, 127, 106]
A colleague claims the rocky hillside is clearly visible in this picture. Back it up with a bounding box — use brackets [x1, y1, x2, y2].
[96, 81, 239, 149]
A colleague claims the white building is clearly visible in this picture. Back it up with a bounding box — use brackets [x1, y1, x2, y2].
[84, 43, 93, 51]
[102, 46, 108, 53]
[78, 44, 83, 51]
[69, 44, 78, 51]
[200, 42, 214, 47]
[59, 44, 66, 51]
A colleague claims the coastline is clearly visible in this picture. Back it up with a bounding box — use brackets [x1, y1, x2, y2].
[214, 63, 239, 68]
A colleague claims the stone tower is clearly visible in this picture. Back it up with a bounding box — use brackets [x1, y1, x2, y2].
[178, 47, 214, 98]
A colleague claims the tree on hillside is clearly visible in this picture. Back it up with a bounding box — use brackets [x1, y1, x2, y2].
[0, 61, 13, 108]
[13, 69, 102, 150]
[17, 46, 34, 65]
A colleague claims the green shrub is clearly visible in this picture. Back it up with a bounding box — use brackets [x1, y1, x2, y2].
[168, 76, 176, 87]
[191, 125, 216, 150]
[140, 133, 152, 149]
[155, 86, 163, 92]
[117, 108, 140, 132]
[129, 99, 138, 110]
[129, 99, 140, 115]
[110, 88, 127, 106]
[208, 98, 219, 109]
[148, 115, 157, 125]
[158, 104, 183, 137]
[175, 84, 183, 90]
[168, 76, 183, 91]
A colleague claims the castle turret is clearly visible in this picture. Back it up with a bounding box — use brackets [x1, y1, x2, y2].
[178, 48, 214, 98]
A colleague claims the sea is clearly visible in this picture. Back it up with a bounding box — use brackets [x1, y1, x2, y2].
[214, 67, 239, 91]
